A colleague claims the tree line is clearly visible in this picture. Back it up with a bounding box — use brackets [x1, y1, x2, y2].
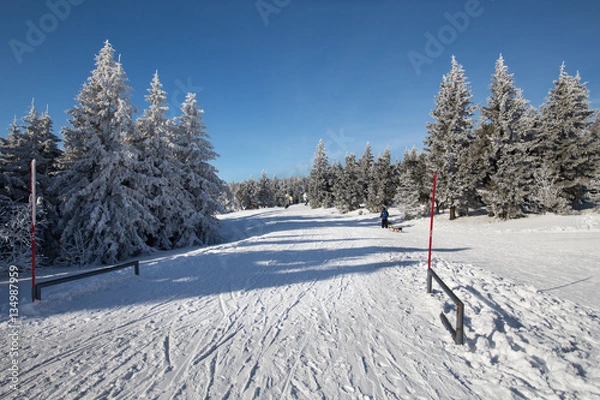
[3, 50, 598, 269]
[0, 41, 226, 269]
[228, 173, 309, 210]
[233, 55, 599, 220]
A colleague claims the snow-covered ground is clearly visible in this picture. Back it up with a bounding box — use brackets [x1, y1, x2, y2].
[1, 205, 599, 399]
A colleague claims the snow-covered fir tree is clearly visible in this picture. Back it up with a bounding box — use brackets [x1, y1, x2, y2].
[0, 102, 62, 202]
[235, 177, 258, 209]
[529, 162, 569, 213]
[533, 64, 596, 206]
[0, 103, 63, 264]
[333, 154, 362, 213]
[308, 140, 334, 208]
[55, 41, 156, 265]
[466, 122, 494, 200]
[329, 160, 342, 205]
[588, 116, 600, 207]
[366, 148, 396, 212]
[231, 175, 308, 210]
[275, 176, 309, 206]
[132, 71, 188, 249]
[171, 92, 226, 245]
[424, 56, 476, 219]
[291, 176, 310, 205]
[132, 72, 224, 248]
[220, 184, 236, 212]
[394, 147, 428, 219]
[0, 120, 22, 201]
[479, 55, 533, 219]
[358, 143, 374, 206]
[0, 103, 63, 266]
[0, 196, 32, 270]
[257, 171, 276, 207]
[271, 176, 284, 206]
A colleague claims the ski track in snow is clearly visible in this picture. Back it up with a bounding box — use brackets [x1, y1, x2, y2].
[1, 206, 600, 399]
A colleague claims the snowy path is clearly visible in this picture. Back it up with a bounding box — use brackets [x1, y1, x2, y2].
[2, 206, 600, 399]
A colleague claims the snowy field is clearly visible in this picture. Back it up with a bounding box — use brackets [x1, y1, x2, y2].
[2, 205, 600, 399]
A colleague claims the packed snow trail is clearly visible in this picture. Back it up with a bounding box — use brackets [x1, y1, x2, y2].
[1, 206, 599, 399]
[409, 212, 600, 309]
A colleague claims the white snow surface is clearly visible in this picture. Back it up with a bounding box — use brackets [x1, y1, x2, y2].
[2, 206, 600, 399]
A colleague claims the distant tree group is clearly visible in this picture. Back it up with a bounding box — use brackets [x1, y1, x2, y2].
[229, 172, 309, 210]
[234, 55, 599, 220]
[305, 140, 399, 214]
[0, 41, 226, 269]
[435, 55, 599, 219]
[232, 139, 399, 215]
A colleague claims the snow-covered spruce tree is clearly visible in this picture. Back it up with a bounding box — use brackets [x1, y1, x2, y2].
[226, 182, 242, 211]
[130, 71, 182, 249]
[1, 103, 63, 264]
[271, 176, 284, 207]
[467, 122, 494, 199]
[333, 154, 362, 213]
[219, 183, 236, 212]
[272, 175, 309, 206]
[529, 162, 569, 213]
[479, 55, 533, 219]
[366, 148, 396, 212]
[394, 147, 428, 219]
[424, 56, 476, 219]
[55, 41, 156, 265]
[293, 177, 302, 204]
[0, 119, 30, 202]
[585, 115, 600, 207]
[308, 140, 334, 208]
[329, 161, 342, 207]
[171, 92, 226, 245]
[0, 103, 62, 202]
[533, 64, 596, 206]
[235, 177, 258, 209]
[291, 176, 310, 204]
[0, 120, 33, 269]
[358, 142, 374, 206]
[23, 104, 63, 262]
[589, 175, 600, 209]
[0, 196, 32, 270]
[0, 121, 22, 200]
[257, 170, 276, 207]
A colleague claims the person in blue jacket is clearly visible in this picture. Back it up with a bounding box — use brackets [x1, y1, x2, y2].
[380, 207, 389, 229]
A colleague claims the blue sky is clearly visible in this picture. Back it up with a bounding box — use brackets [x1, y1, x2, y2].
[1, 0, 599, 182]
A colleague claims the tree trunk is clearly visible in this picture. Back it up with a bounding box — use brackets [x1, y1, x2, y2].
[449, 205, 456, 220]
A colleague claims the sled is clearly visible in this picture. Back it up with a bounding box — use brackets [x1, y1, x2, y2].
[389, 225, 402, 232]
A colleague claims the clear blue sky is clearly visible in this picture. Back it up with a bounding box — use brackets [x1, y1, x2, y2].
[1, 0, 599, 182]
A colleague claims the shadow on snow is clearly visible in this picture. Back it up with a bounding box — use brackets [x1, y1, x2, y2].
[3, 209, 470, 319]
